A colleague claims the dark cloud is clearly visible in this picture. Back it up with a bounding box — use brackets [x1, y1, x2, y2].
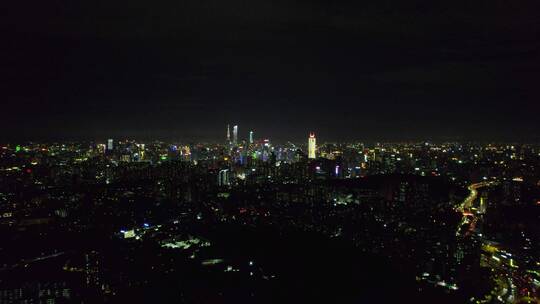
[1, 0, 539, 141]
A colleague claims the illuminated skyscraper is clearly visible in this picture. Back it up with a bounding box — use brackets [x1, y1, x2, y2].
[107, 139, 114, 151]
[308, 133, 316, 159]
[97, 144, 106, 154]
[218, 169, 230, 186]
[249, 130, 254, 144]
[233, 125, 238, 145]
[139, 143, 145, 160]
[227, 124, 231, 143]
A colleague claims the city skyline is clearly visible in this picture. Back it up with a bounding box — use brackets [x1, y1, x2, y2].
[2, 0, 540, 302]
[1, 137, 539, 303]
[2, 121, 539, 144]
[1, 118, 538, 143]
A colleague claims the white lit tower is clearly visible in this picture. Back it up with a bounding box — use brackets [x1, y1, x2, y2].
[249, 130, 254, 144]
[227, 124, 231, 143]
[308, 133, 316, 159]
[233, 125, 238, 145]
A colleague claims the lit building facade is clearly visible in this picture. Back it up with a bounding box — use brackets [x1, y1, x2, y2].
[308, 133, 316, 159]
[233, 125, 238, 145]
[218, 169, 230, 186]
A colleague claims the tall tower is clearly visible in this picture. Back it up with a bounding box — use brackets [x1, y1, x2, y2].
[227, 125, 231, 143]
[107, 139, 114, 151]
[233, 125, 238, 145]
[249, 130, 254, 144]
[308, 133, 316, 159]
[139, 143, 145, 160]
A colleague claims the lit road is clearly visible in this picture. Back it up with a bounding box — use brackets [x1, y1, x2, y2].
[456, 181, 539, 303]
[457, 182, 490, 213]
[455, 182, 489, 237]
[0, 252, 65, 272]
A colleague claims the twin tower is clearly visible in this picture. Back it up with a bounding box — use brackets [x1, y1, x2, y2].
[227, 124, 254, 145]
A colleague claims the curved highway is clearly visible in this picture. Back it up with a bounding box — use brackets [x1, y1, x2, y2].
[456, 181, 539, 303]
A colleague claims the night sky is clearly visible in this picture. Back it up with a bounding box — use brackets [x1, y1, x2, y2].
[3, 0, 540, 142]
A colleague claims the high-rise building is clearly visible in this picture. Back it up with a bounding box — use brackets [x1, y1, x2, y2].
[107, 139, 114, 151]
[227, 124, 231, 143]
[249, 130, 254, 144]
[233, 125, 238, 145]
[218, 169, 230, 186]
[97, 144, 106, 154]
[308, 133, 316, 159]
[139, 143, 145, 160]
